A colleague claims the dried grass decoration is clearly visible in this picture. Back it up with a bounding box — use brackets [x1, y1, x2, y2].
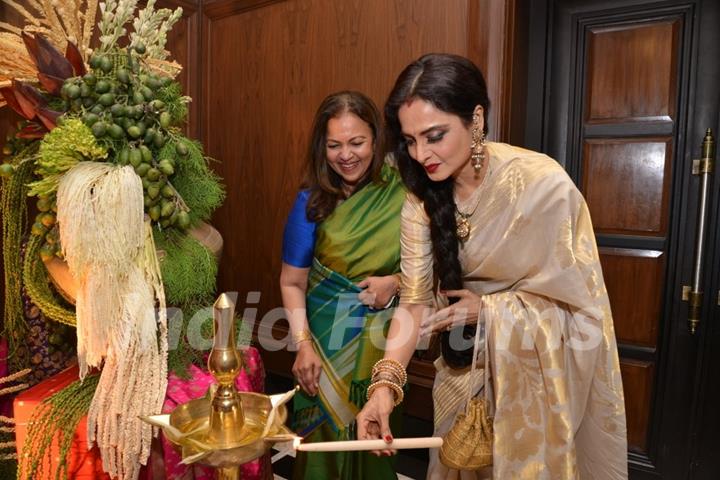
[56, 161, 168, 480]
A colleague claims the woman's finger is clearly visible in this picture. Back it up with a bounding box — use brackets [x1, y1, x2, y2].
[295, 373, 310, 395]
[356, 278, 370, 289]
[421, 306, 454, 328]
[380, 414, 394, 444]
[441, 289, 471, 298]
[308, 364, 320, 394]
[420, 318, 457, 337]
[312, 362, 322, 390]
[356, 412, 369, 439]
[302, 367, 317, 396]
[299, 372, 312, 395]
[367, 422, 385, 455]
[358, 290, 376, 306]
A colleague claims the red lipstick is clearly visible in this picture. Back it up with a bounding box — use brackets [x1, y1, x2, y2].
[424, 163, 440, 174]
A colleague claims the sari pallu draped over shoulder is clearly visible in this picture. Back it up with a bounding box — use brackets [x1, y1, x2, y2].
[401, 144, 627, 479]
[294, 164, 404, 438]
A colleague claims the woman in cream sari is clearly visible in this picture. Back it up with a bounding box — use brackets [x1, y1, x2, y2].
[356, 54, 628, 479]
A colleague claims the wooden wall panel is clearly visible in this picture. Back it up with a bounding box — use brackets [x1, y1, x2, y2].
[620, 359, 655, 453]
[583, 139, 672, 235]
[599, 248, 664, 347]
[586, 20, 679, 123]
[469, 0, 514, 139]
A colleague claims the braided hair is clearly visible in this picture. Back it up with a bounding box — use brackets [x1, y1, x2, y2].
[384, 54, 490, 368]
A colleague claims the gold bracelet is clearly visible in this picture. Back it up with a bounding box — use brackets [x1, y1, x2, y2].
[372, 358, 405, 375]
[293, 329, 313, 345]
[373, 371, 404, 386]
[372, 369, 406, 388]
[372, 359, 407, 386]
[372, 366, 406, 387]
[366, 379, 404, 406]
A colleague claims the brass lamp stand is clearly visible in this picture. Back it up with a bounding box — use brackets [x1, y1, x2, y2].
[142, 293, 296, 479]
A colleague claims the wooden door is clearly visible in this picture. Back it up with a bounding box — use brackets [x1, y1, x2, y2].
[525, 0, 720, 477]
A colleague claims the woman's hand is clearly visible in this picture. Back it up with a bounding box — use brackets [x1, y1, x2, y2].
[419, 289, 483, 337]
[357, 275, 399, 309]
[356, 386, 396, 456]
[292, 342, 322, 396]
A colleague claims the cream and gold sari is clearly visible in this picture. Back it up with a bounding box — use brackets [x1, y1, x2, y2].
[400, 143, 627, 479]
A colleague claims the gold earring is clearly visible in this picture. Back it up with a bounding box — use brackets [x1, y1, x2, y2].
[470, 112, 485, 175]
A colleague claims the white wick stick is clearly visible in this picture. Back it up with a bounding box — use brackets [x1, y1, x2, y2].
[294, 436, 443, 452]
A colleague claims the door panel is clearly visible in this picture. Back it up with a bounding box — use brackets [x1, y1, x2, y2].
[585, 21, 679, 124]
[528, 0, 720, 477]
[599, 248, 664, 348]
[582, 139, 672, 235]
[620, 359, 655, 452]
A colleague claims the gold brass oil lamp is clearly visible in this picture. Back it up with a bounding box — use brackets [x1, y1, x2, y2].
[142, 293, 296, 479]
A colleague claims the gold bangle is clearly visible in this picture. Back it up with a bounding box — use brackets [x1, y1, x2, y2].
[293, 329, 313, 345]
[372, 359, 407, 386]
[373, 371, 403, 386]
[372, 366, 406, 387]
[366, 379, 404, 406]
[374, 361, 406, 380]
[373, 358, 405, 372]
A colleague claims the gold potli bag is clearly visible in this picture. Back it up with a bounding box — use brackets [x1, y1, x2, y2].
[439, 313, 493, 470]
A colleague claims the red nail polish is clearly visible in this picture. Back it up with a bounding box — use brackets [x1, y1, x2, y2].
[384, 435, 393, 443]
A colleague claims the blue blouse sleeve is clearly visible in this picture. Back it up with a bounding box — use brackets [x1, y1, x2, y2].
[282, 190, 316, 268]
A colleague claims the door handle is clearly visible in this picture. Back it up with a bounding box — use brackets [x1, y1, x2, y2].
[683, 129, 715, 334]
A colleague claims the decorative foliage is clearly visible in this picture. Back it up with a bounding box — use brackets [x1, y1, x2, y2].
[1, 146, 37, 369]
[57, 162, 168, 480]
[1, 31, 85, 113]
[0, 368, 30, 477]
[27, 118, 108, 197]
[154, 228, 217, 305]
[60, 52, 192, 232]
[162, 137, 226, 225]
[0, 33, 36, 93]
[154, 79, 189, 125]
[56, 162, 145, 374]
[0, 368, 31, 398]
[96, 0, 139, 53]
[0, 0, 99, 69]
[129, 0, 182, 62]
[23, 225, 77, 326]
[0, 1, 224, 478]
[17, 374, 99, 480]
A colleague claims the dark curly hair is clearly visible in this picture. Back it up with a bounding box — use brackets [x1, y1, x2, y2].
[385, 53, 490, 368]
[303, 91, 384, 222]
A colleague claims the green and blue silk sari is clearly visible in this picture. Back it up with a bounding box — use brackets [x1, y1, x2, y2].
[288, 165, 405, 479]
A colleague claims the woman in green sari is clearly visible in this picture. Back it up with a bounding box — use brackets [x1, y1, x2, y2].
[280, 91, 406, 479]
